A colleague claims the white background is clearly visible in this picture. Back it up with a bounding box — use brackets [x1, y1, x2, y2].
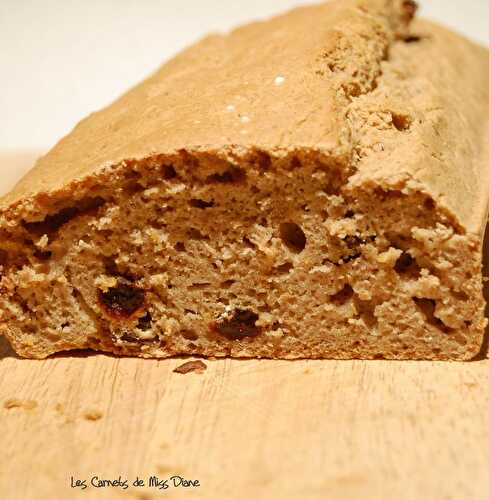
[1, 0, 489, 151]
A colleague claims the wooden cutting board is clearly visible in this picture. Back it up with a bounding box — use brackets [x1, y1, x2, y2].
[1, 152, 489, 500]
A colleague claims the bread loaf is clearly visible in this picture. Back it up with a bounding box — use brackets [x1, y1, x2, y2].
[1, 0, 488, 360]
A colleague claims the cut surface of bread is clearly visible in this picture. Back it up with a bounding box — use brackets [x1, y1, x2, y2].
[1, 0, 489, 360]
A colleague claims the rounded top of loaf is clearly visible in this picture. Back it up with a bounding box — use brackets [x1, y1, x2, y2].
[2, 0, 489, 235]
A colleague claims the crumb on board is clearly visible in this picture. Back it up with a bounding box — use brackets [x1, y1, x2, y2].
[131, 493, 152, 500]
[3, 398, 38, 410]
[83, 409, 104, 421]
[54, 403, 65, 414]
[173, 360, 207, 374]
[157, 464, 179, 475]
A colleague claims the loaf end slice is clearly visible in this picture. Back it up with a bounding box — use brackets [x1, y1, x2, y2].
[1, 0, 488, 360]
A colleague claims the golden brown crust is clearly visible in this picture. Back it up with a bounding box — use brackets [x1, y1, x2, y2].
[0, 0, 408, 220]
[349, 18, 489, 237]
[2, 2, 489, 237]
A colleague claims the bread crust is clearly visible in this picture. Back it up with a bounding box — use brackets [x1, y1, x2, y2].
[2, 3, 488, 235]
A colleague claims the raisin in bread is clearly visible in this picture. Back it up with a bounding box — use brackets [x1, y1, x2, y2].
[1, 0, 489, 360]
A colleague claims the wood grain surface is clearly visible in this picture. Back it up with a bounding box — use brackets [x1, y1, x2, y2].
[1, 153, 489, 500]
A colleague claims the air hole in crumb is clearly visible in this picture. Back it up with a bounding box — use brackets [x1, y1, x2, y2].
[206, 167, 246, 184]
[344, 210, 355, 219]
[290, 156, 301, 169]
[391, 113, 412, 131]
[181, 329, 199, 341]
[275, 262, 294, 274]
[424, 198, 436, 210]
[137, 312, 152, 331]
[99, 279, 145, 319]
[330, 285, 354, 305]
[354, 298, 378, 328]
[211, 309, 260, 340]
[189, 198, 214, 209]
[279, 222, 306, 253]
[394, 252, 421, 277]
[162, 164, 177, 179]
[243, 236, 256, 249]
[220, 280, 235, 289]
[103, 258, 135, 282]
[187, 228, 208, 240]
[120, 332, 143, 343]
[34, 250, 52, 261]
[373, 354, 385, 360]
[413, 298, 453, 333]
[339, 235, 375, 264]
[23, 197, 106, 237]
[175, 242, 186, 252]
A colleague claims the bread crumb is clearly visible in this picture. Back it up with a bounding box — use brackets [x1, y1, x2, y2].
[157, 464, 180, 475]
[132, 493, 152, 500]
[4, 398, 38, 410]
[173, 360, 207, 374]
[83, 409, 103, 421]
[55, 403, 65, 414]
[54, 403, 76, 424]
